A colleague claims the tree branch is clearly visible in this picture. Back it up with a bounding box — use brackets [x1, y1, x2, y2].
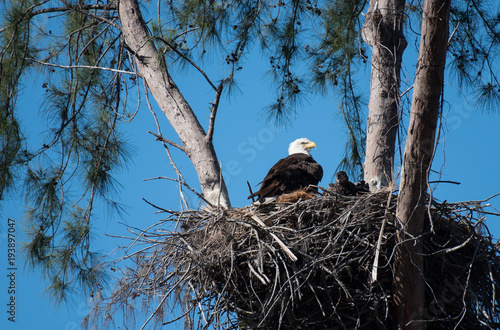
[147, 131, 185, 152]
[28, 58, 135, 75]
[31, 4, 117, 15]
[28, 2, 121, 30]
[119, 0, 230, 207]
[206, 81, 224, 144]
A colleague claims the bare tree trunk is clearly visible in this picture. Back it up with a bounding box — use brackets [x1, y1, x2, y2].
[393, 0, 451, 328]
[118, 0, 230, 208]
[362, 0, 407, 192]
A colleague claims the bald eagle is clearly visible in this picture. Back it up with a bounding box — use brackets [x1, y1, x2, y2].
[248, 138, 323, 202]
[328, 171, 357, 196]
[328, 171, 369, 196]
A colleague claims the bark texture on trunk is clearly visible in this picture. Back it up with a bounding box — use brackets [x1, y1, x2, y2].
[362, 0, 407, 192]
[393, 0, 451, 328]
[118, 0, 230, 208]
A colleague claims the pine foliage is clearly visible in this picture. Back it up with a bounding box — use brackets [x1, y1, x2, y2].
[1, 0, 130, 300]
[448, 0, 500, 112]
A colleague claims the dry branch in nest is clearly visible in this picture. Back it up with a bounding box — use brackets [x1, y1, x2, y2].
[85, 191, 500, 329]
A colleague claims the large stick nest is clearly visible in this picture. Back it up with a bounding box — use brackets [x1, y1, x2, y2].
[88, 192, 500, 329]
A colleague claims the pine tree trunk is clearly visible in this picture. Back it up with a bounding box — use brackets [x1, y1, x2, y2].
[393, 0, 451, 328]
[118, 0, 230, 208]
[362, 0, 407, 192]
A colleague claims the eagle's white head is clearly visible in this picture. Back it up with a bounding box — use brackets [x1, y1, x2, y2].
[288, 138, 317, 156]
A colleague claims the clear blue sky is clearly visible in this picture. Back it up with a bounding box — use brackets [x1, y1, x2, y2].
[1, 5, 500, 330]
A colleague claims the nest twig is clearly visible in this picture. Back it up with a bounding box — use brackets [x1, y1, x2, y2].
[85, 191, 500, 330]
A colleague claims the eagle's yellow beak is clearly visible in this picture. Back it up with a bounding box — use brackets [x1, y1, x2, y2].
[305, 141, 317, 149]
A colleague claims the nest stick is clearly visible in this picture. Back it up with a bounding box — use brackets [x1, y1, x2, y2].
[249, 213, 298, 262]
[371, 192, 394, 284]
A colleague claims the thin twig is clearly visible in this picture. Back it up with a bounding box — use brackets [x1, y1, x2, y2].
[247, 180, 255, 202]
[143, 80, 189, 209]
[206, 81, 225, 144]
[28, 58, 135, 75]
[144, 176, 215, 208]
[147, 130, 185, 152]
[400, 84, 414, 98]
